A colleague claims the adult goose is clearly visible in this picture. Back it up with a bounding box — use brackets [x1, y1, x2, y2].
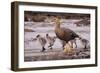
[53, 17, 81, 49]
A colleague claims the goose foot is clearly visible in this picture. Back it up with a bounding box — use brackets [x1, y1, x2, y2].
[48, 45, 53, 50]
[50, 47, 53, 50]
[41, 47, 45, 52]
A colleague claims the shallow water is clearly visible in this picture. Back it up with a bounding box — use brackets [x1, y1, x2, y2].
[24, 21, 90, 61]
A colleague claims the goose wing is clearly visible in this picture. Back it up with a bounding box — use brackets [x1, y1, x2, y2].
[61, 28, 79, 41]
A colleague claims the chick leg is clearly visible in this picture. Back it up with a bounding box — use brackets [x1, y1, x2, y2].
[41, 46, 45, 52]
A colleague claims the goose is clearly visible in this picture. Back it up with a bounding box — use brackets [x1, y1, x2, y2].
[53, 17, 81, 50]
[46, 34, 56, 50]
[81, 38, 90, 49]
[36, 34, 47, 52]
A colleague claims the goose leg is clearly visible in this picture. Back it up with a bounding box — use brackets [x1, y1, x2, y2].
[84, 44, 86, 49]
[62, 41, 66, 50]
[63, 44, 65, 50]
[84, 44, 87, 51]
[50, 46, 53, 50]
[48, 44, 53, 50]
[75, 42, 77, 49]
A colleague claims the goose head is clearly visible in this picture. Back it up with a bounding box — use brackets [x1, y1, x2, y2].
[36, 34, 40, 39]
[46, 34, 49, 37]
[52, 17, 61, 28]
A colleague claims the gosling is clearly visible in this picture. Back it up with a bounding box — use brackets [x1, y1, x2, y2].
[81, 38, 90, 49]
[46, 34, 56, 50]
[36, 34, 47, 52]
[63, 42, 73, 55]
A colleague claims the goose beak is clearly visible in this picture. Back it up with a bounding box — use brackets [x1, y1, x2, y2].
[52, 18, 61, 24]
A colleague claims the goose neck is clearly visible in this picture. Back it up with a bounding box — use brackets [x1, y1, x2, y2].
[55, 23, 60, 29]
